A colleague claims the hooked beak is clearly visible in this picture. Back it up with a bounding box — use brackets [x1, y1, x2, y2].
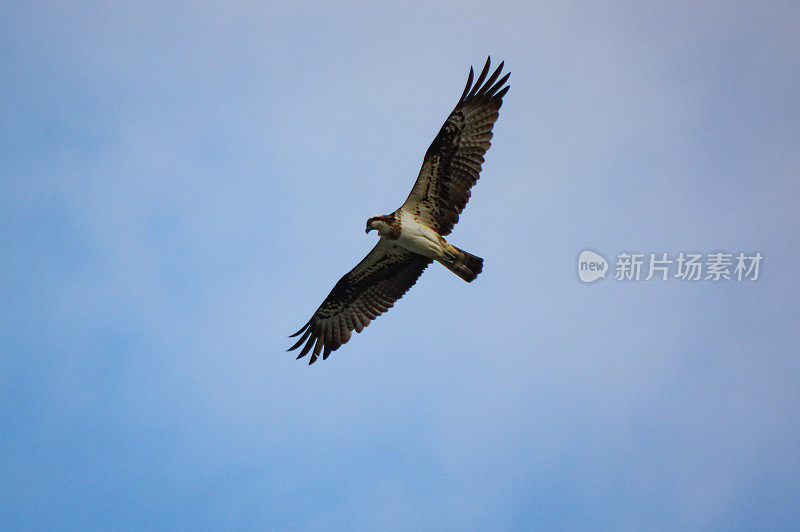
[365, 226, 372, 234]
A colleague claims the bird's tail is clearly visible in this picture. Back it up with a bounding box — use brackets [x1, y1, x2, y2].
[442, 245, 483, 283]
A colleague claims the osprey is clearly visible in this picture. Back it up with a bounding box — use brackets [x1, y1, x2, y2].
[289, 57, 510, 364]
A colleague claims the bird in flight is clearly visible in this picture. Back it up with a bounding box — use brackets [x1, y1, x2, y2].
[289, 57, 510, 364]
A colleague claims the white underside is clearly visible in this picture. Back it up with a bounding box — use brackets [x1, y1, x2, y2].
[394, 210, 449, 260]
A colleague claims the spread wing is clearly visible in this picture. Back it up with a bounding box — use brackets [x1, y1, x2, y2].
[402, 57, 510, 236]
[288, 239, 432, 364]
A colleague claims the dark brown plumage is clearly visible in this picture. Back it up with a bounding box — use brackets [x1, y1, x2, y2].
[403, 57, 510, 236]
[289, 58, 509, 364]
[288, 241, 431, 363]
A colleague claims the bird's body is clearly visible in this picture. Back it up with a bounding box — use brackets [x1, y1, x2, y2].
[394, 212, 444, 260]
[370, 211, 445, 260]
[289, 57, 509, 363]
[368, 209, 483, 282]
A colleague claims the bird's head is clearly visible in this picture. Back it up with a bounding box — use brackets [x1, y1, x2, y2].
[365, 216, 380, 234]
[366, 215, 393, 235]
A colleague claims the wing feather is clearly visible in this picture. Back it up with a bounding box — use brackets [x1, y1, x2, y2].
[288, 239, 431, 364]
[402, 57, 510, 235]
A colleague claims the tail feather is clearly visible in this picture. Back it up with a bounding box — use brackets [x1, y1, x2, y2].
[443, 246, 483, 282]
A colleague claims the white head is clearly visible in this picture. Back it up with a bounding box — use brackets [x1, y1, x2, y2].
[365, 214, 398, 238]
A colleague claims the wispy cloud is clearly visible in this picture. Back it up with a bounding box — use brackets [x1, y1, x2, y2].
[1, 2, 799, 529]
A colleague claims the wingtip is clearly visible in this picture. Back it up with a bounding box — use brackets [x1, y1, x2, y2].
[459, 66, 475, 102]
[289, 320, 311, 338]
[466, 57, 493, 100]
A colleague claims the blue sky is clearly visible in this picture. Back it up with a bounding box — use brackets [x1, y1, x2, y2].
[2, 1, 799, 529]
